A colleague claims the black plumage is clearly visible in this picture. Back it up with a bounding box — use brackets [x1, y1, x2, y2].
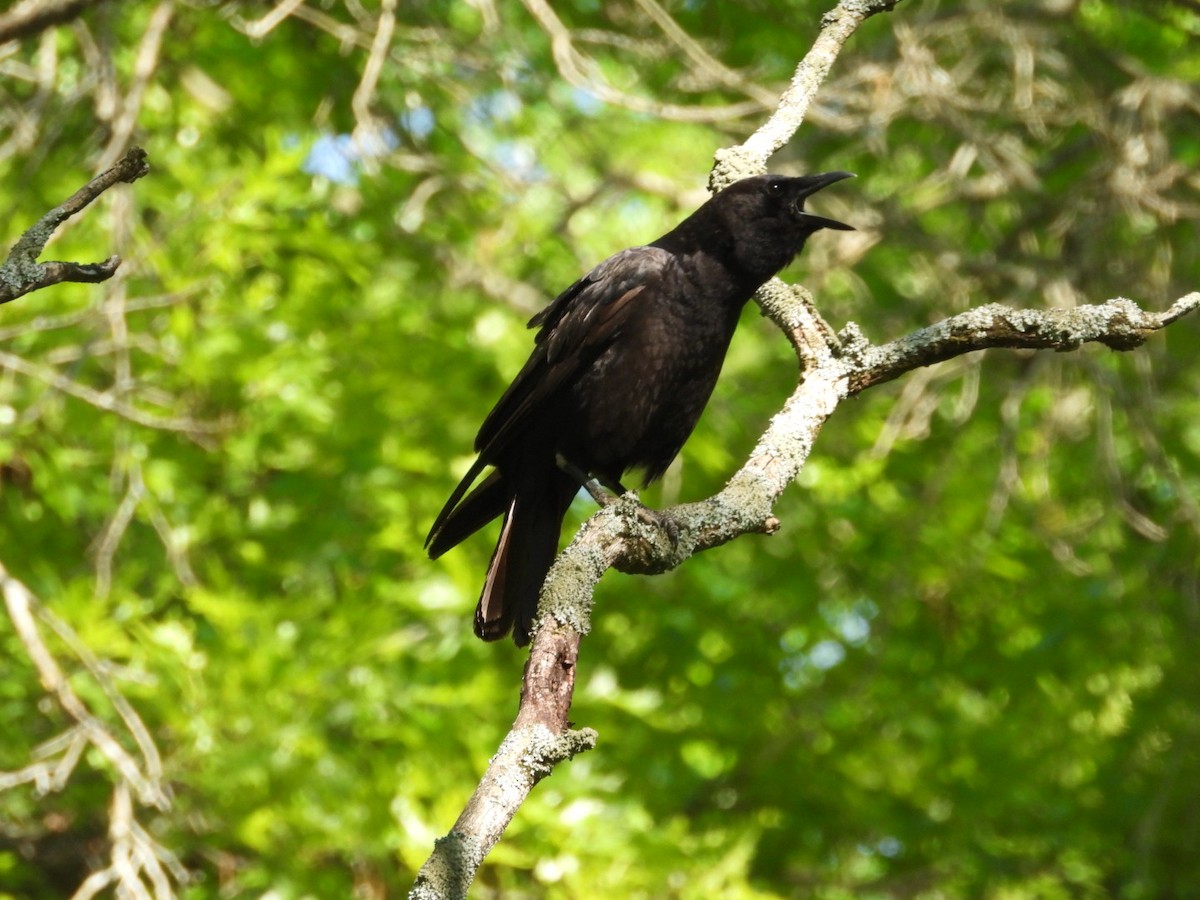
[427, 172, 854, 645]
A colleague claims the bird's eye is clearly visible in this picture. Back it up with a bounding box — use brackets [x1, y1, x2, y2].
[768, 179, 785, 195]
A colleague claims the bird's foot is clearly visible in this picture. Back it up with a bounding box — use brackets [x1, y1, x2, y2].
[632, 501, 680, 547]
[609, 492, 680, 575]
[553, 453, 678, 547]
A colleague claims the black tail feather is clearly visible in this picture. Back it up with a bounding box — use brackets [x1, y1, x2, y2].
[474, 471, 578, 646]
[426, 468, 508, 559]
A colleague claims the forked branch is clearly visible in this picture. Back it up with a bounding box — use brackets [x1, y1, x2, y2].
[0, 147, 150, 305]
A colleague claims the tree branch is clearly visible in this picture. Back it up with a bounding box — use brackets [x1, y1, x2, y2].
[847, 294, 1200, 394]
[416, 285, 1199, 894]
[0, 0, 111, 46]
[710, 0, 903, 189]
[514, 294, 1200, 702]
[411, 628, 597, 899]
[518, 0, 764, 123]
[0, 146, 149, 306]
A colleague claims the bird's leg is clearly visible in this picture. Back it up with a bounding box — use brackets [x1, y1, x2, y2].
[555, 454, 625, 506]
[555, 454, 678, 547]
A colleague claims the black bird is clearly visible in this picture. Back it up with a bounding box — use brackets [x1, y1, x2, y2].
[427, 172, 854, 645]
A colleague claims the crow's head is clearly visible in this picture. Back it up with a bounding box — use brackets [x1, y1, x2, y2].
[704, 171, 854, 281]
[729, 171, 855, 234]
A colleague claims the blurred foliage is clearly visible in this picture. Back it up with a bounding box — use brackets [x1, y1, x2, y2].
[1, 0, 1198, 897]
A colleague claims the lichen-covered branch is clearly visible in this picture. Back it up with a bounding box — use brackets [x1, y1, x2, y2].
[415, 285, 1198, 897]
[847, 294, 1200, 394]
[410, 626, 597, 900]
[0, 147, 149, 305]
[528, 291, 1200, 662]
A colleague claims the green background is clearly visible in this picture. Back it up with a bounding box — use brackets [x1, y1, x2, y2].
[1, 0, 1198, 896]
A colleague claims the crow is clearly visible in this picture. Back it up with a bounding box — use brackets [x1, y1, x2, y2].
[427, 172, 854, 645]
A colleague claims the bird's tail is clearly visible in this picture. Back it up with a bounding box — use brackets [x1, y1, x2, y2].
[476, 470, 578, 646]
[426, 464, 507, 560]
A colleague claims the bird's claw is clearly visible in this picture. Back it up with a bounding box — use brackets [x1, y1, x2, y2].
[612, 492, 679, 547]
[637, 503, 680, 547]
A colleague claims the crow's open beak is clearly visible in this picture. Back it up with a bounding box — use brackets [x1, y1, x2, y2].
[796, 171, 855, 231]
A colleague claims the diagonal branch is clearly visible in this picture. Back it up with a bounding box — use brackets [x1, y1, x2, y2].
[0, 147, 150, 306]
[519, 0, 764, 123]
[0, 347, 224, 438]
[0, 562, 168, 809]
[0, 561, 185, 896]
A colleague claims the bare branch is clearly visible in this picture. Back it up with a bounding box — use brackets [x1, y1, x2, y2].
[518, 0, 764, 123]
[0, 728, 87, 793]
[69, 783, 188, 900]
[97, 4, 172, 170]
[351, 0, 397, 162]
[0, 561, 168, 809]
[0, 0, 110, 46]
[0, 562, 186, 896]
[0, 287, 204, 342]
[414, 725, 597, 898]
[238, 0, 307, 40]
[411, 628, 596, 899]
[847, 293, 1200, 394]
[0, 146, 149, 305]
[630, 0, 777, 108]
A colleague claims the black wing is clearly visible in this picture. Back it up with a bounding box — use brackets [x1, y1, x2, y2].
[425, 245, 672, 554]
[473, 245, 672, 461]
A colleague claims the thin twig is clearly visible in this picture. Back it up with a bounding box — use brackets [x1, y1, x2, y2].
[711, 0, 903, 187]
[0, 347, 223, 436]
[0, 728, 87, 792]
[238, 0, 307, 39]
[0, 561, 168, 809]
[351, 0, 397, 164]
[519, 0, 763, 123]
[630, 0, 777, 107]
[98, 3, 172, 170]
[36, 600, 165, 787]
